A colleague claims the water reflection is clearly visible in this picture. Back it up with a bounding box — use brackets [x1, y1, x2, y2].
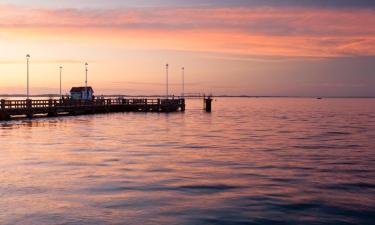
[1, 98, 375, 224]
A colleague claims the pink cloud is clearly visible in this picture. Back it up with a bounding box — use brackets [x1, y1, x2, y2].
[1, 5, 375, 58]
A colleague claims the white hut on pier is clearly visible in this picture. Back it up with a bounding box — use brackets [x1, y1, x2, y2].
[70, 87, 94, 100]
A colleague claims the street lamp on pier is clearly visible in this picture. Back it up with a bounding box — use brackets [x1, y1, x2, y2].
[166, 63, 169, 99]
[59, 66, 63, 99]
[182, 67, 185, 97]
[85, 62, 88, 99]
[26, 54, 30, 99]
[85, 62, 88, 89]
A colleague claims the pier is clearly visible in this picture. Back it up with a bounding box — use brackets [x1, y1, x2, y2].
[0, 97, 185, 121]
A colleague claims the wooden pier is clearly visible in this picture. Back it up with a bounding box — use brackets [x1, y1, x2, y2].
[0, 97, 185, 121]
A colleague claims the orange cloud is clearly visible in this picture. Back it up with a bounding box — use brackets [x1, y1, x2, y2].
[1, 5, 375, 58]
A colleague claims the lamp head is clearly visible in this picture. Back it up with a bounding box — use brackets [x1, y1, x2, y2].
[26, 54, 30, 58]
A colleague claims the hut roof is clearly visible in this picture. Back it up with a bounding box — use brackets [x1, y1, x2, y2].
[70, 87, 94, 93]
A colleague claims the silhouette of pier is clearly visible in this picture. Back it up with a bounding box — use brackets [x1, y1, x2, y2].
[0, 97, 185, 120]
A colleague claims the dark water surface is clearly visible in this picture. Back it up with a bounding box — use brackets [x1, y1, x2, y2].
[1, 98, 375, 225]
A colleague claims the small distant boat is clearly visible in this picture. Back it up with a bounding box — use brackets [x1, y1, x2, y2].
[317, 97, 322, 100]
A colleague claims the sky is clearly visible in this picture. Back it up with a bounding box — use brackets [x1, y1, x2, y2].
[0, 0, 374, 96]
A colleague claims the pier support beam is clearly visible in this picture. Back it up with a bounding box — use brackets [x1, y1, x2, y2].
[47, 112, 57, 117]
[68, 111, 77, 116]
[26, 99, 33, 119]
[1, 99, 5, 110]
[0, 112, 10, 121]
[181, 99, 185, 111]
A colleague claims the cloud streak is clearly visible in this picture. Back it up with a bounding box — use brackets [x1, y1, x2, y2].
[1, 5, 375, 58]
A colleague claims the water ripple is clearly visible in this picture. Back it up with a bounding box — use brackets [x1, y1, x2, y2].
[1, 98, 375, 225]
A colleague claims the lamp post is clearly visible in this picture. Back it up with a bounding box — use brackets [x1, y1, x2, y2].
[85, 62, 88, 88]
[182, 67, 185, 98]
[166, 63, 169, 99]
[26, 54, 30, 99]
[85, 62, 88, 99]
[59, 66, 63, 99]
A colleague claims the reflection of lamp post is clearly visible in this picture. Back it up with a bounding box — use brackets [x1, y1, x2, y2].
[85, 62, 88, 98]
[182, 67, 185, 97]
[26, 54, 30, 99]
[59, 66, 63, 99]
[166, 63, 169, 99]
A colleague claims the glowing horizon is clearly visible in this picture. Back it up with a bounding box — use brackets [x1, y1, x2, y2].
[1, 1, 375, 96]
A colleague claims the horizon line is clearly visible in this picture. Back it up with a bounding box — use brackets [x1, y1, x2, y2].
[0, 94, 374, 99]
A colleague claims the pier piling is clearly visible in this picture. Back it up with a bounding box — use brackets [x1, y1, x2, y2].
[204, 96, 213, 112]
[1, 99, 5, 110]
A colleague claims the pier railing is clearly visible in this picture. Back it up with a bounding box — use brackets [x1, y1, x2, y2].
[0, 98, 184, 109]
[0, 97, 185, 120]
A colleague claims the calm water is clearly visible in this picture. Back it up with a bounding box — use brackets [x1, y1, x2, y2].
[1, 98, 374, 225]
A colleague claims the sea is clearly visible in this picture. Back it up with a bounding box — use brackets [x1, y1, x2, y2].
[0, 98, 374, 225]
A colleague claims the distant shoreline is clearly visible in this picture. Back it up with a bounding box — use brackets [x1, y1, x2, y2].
[0, 94, 374, 99]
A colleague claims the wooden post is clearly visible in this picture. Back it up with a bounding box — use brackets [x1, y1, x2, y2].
[1, 99, 5, 109]
[181, 98, 185, 111]
[26, 99, 33, 118]
[48, 111, 57, 117]
[204, 96, 212, 112]
[26, 99, 32, 109]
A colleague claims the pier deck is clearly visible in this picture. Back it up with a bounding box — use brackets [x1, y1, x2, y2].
[0, 98, 185, 120]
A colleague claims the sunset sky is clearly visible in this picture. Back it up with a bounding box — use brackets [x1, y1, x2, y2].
[0, 0, 374, 96]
